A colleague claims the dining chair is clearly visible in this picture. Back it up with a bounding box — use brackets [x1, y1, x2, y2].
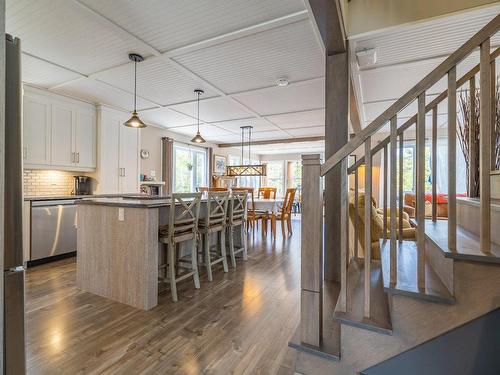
[196, 187, 228, 192]
[270, 188, 297, 238]
[258, 187, 277, 199]
[232, 187, 265, 232]
[198, 191, 229, 281]
[227, 191, 248, 268]
[158, 193, 202, 302]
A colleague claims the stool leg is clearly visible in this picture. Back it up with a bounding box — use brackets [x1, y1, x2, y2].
[229, 226, 237, 268]
[204, 232, 213, 281]
[220, 229, 228, 272]
[192, 237, 200, 289]
[168, 242, 178, 302]
[241, 222, 248, 261]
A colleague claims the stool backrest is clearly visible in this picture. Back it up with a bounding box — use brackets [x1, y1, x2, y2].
[206, 191, 229, 227]
[232, 187, 254, 213]
[229, 192, 248, 225]
[168, 193, 202, 237]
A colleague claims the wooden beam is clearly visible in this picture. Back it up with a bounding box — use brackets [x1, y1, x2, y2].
[217, 136, 324, 148]
[321, 15, 500, 176]
[349, 78, 362, 134]
[307, 0, 346, 54]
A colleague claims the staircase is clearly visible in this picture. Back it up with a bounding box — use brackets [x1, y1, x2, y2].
[290, 13, 500, 375]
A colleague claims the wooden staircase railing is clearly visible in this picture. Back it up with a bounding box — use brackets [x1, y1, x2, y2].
[300, 13, 500, 349]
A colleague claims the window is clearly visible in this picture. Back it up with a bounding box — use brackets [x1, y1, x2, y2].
[173, 144, 207, 192]
[265, 161, 285, 197]
[287, 161, 302, 190]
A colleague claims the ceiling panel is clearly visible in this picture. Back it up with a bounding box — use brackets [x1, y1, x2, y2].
[80, 0, 306, 52]
[352, 3, 500, 68]
[140, 107, 197, 128]
[233, 79, 325, 116]
[169, 97, 251, 122]
[6, 0, 150, 75]
[254, 140, 325, 155]
[265, 109, 325, 129]
[286, 126, 324, 137]
[250, 129, 290, 140]
[168, 124, 233, 142]
[22, 54, 82, 88]
[211, 118, 279, 133]
[94, 57, 219, 106]
[52, 79, 157, 111]
[173, 20, 324, 93]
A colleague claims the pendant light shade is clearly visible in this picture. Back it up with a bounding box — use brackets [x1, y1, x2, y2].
[191, 89, 206, 143]
[124, 53, 147, 128]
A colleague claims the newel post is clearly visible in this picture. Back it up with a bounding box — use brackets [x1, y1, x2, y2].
[300, 154, 323, 347]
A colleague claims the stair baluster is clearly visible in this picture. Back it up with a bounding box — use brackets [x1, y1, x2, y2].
[448, 67, 458, 251]
[390, 116, 398, 286]
[364, 137, 372, 318]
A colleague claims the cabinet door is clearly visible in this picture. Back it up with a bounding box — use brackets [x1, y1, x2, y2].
[51, 104, 74, 166]
[23, 96, 51, 166]
[75, 111, 96, 169]
[119, 125, 139, 194]
[98, 116, 120, 194]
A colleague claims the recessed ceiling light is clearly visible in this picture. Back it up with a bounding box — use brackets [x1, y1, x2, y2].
[275, 78, 289, 87]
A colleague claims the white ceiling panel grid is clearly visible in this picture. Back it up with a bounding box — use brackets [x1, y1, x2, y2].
[265, 109, 325, 129]
[211, 118, 279, 133]
[286, 126, 325, 137]
[94, 56, 219, 106]
[140, 107, 197, 128]
[173, 20, 324, 93]
[21, 54, 82, 88]
[53, 79, 156, 112]
[169, 97, 252, 122]
[168, 124, 233, 141]
[80, 0, 306, 53]
[6, 0, 151, 75]
[233, 78, 325, 116]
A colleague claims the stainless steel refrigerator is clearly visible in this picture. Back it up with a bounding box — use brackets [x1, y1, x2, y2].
[4, 33, 26, 374]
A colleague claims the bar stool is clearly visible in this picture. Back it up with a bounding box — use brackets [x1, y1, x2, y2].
[198, 191, 229, 281]
[158, 193, 201, 302]
[227, 191, 249, 268]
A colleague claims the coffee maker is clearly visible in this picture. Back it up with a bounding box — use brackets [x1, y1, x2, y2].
[73, 176, 92, 195]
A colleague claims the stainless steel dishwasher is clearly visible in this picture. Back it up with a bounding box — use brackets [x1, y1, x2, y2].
[31, 199, 78, 260]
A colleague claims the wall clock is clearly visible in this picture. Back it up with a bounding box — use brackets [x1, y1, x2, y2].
[140, 149, 150, 159]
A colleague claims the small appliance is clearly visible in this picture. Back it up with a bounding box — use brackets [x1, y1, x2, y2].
[73, 176, 92, 195]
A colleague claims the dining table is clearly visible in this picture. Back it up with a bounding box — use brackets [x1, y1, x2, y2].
[252, 197, 284, 236]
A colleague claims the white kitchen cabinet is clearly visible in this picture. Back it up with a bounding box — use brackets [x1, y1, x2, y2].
[51, 103, 74, 166]
[23, 86, 96, 171]
[95, 106, 139, 194]
[23, 93, 51, 166]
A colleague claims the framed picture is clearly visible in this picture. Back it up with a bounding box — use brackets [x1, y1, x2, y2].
[214, 155, 227, 175]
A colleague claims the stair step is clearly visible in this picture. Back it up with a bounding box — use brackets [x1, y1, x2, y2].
[380, 240, 455, 304]
[288, 281, 341, 361]
[333, 259, 392, 335]
[425, 220, 500, 264]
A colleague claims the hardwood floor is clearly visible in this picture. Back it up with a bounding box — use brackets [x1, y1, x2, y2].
[25, 221, 301, 374]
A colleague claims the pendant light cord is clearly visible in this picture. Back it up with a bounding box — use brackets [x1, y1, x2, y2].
[134, 60, 137, 113]
[197, 91, 200, 132]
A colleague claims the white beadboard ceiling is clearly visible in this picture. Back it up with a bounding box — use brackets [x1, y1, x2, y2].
[352, 3, 500, 130]
[6, 0, 500, 154]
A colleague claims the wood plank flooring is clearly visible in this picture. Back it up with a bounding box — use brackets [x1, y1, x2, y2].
[25, 222, 301, 375]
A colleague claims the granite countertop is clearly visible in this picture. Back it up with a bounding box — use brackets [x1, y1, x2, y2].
[77, 196, 175, 208]
[24, 193, 150, 202]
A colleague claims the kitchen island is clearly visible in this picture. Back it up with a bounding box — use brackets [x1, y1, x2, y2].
[76, 196, 243, 310]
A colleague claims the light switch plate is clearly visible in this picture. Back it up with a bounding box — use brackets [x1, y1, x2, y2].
[118, 208, 125, 221]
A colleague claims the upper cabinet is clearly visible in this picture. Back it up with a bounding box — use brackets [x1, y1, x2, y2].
[23, 87, 96, 171]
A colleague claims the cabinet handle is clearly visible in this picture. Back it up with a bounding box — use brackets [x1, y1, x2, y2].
[122, 168, 126, 177]
[76, 152, 80, 163]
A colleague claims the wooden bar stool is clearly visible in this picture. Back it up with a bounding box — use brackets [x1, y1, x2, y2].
[158, 193, 202, 302]
[227, 192, 249, 268]
[198, 191, 229, 281]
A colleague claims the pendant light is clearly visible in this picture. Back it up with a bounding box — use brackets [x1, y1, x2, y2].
[226, 126, 266, 176]
[191, 89, 206, 143]
[124, 53, 147, 128]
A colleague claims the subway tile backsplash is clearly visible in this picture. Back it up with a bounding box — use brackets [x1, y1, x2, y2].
[23, 169, 81, 197]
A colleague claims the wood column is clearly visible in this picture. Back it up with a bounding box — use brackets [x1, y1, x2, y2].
[300, 154, 323, 347]
[448, 67, 457, 250]
[324, 50, 349, 282]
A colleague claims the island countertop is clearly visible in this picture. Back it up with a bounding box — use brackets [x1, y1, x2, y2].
[76, 196, 174, 208]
